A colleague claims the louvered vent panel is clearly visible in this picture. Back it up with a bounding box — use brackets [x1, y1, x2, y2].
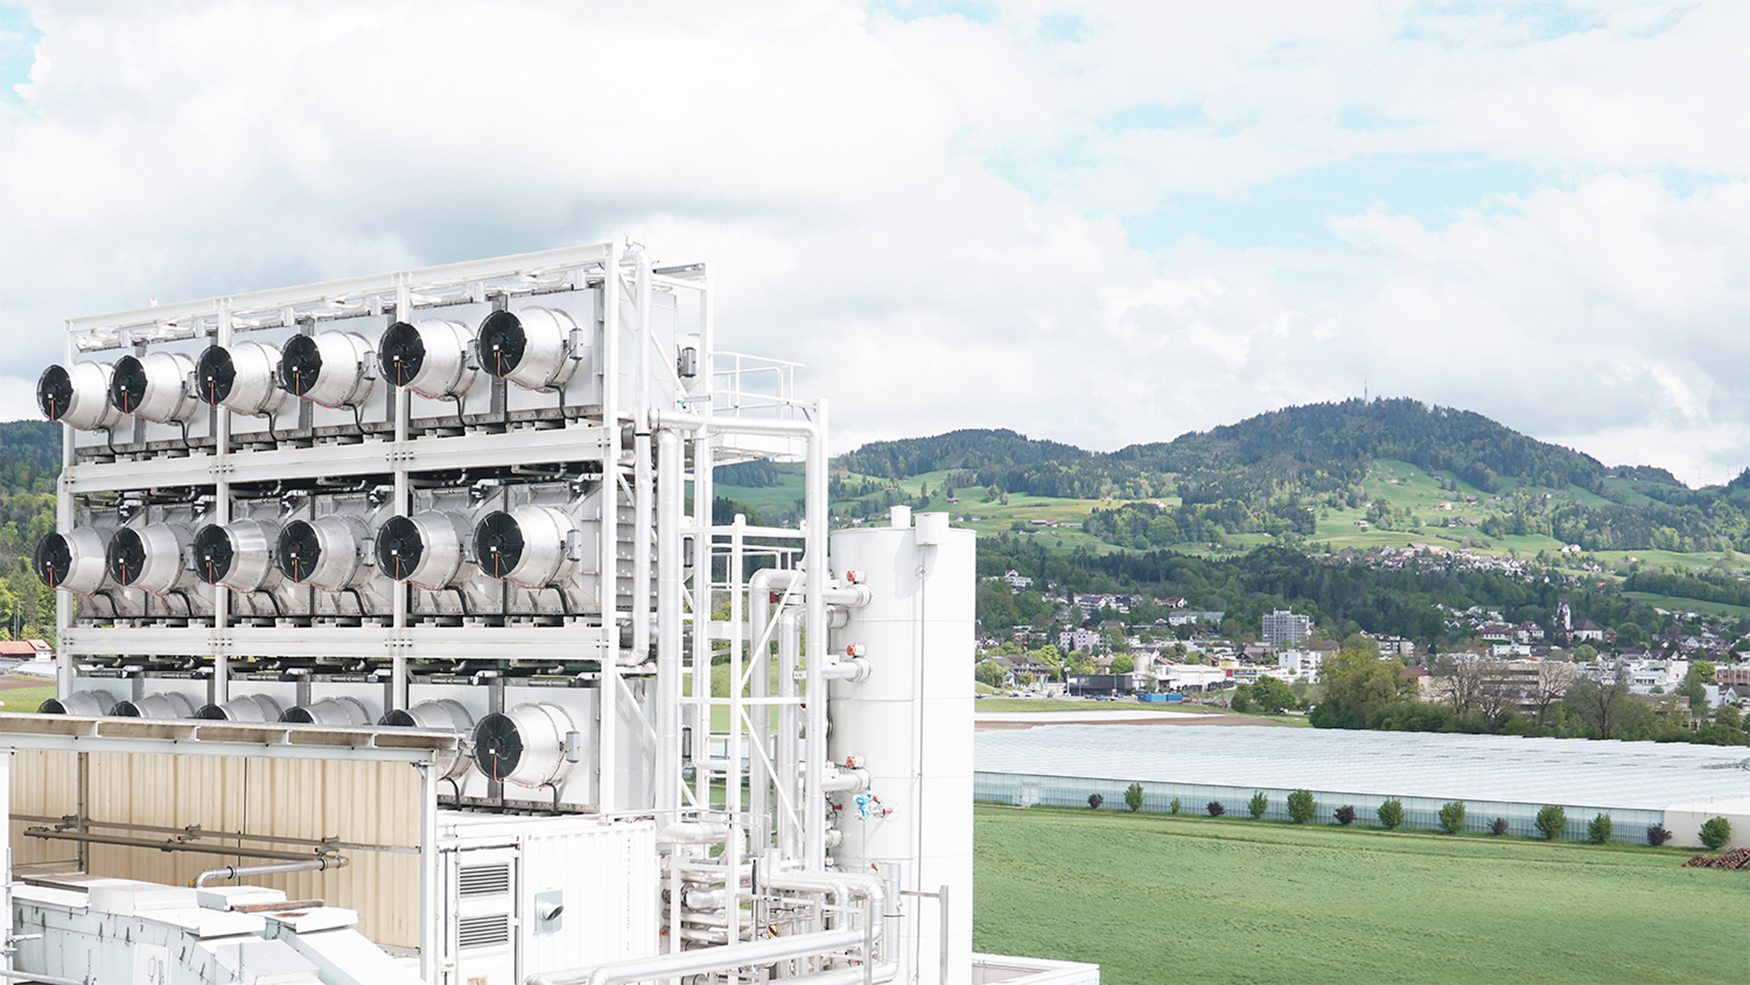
[458, 913, 510, 949]
[458, 863, 511, 897]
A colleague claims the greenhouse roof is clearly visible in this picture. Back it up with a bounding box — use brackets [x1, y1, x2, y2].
[975, 724, 1750, 811]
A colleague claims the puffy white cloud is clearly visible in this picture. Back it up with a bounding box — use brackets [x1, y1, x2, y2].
[0, 1, 1745, 486]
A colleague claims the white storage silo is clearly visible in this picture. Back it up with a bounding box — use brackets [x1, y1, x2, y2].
[826, 511, 974, 985]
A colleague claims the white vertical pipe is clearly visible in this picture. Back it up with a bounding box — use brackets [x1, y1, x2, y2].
[778, 608, 802, 860]
[656, 428, 682, 816]
[633, 253, 652, 668]
[418, 759, 437, 985]
[598, 240, 623, 812]
[803, 398, 829, 868]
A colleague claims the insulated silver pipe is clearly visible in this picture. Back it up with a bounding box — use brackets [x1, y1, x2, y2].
[525, 928, 867, 985]
[193, 854, 348, 887]
[656, 428, 684, 815]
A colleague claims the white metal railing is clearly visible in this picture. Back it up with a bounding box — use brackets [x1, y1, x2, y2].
[710, 351, 802, 418]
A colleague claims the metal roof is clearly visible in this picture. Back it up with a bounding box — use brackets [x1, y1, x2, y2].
[976, 724, 1750, 811]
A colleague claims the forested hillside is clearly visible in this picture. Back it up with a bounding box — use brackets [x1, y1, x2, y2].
[836, 399, 1750, 555]
[0, 421, 60, 644]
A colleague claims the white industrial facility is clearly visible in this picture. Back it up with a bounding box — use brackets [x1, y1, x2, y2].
[9, 244, 1098, 985]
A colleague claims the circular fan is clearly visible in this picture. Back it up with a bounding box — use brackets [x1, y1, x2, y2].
[110, 700, 143, 717]
[471, 511, 525, 581]
[194, 704, 230, 720]
[33, 533, 73, 588]
[36, 365, 74, 422]
[109, 355, 150, 415]
[276, 520, 323, 583]
[278, 334, 324, 396]
[472, 712, 524, 782]
[106, 527, 148, 586]
[280, 706, 317, 724]
[378, 321, 427, 387]
[380, 709, 418, 728]
[195, 346, 237, 405]
[477, 310, 527, 379]
[375, 514, 426, 581]
[191, 525, 236, 585]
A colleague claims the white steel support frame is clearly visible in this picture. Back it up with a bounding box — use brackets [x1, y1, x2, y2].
[42, 242, 905, 981]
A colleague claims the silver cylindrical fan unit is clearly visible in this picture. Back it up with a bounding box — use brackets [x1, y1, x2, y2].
[472, 702, 578, 787]
[38, 690, 117, 716]
[278, 331, 377, 408]
[106, 523, 196, 594]
[378, 319, 479, 399]
[472, 506, 576, 588]
[109, 351, 200, 424]
[192, 519, 281, 592]
[37, 362, 126, 431]
[195, 694, 282, 722]
[280, 697, 373, 726]
[381, 699, 475, 781]
[374, 512, 470, 589]
[196, 342, 289, 416]
[477, 307, 582, 391]
[35, 528, 114, 595]
[111, 692, 198, 719]
[275, 515, 370, 590]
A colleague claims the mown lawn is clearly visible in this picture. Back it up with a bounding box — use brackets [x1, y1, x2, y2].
[0, 684, 53, 713]
[975, 805, 1746, 985]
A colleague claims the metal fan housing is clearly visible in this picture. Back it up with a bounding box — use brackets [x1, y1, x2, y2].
[37, 362, 126, 431]
[109, 351, 200, 424]
[279, 331, 378, 408]
[379, 319, 479, 399]
[477, 306, 582, 391]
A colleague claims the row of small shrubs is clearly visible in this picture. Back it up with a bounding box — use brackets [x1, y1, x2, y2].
[1093, 786, 1734, 849]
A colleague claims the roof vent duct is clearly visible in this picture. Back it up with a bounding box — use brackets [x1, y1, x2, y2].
[38, 691, 117, 716]
[280, 696, 373, 726]
[195, 694, 282, 722]
[381, 699, 476, 781]
[111, 692, 198, 719]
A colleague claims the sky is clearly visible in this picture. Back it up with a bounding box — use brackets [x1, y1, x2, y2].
[1, 1, 1746, 486]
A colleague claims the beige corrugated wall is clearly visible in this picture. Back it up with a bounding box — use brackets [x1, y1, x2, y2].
[9, 749, 422, 948]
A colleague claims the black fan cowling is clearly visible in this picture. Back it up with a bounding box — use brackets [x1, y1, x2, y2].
[279, 334, 324, 396]
[109, 355, 150, 414]
[33, 533, 73, 588]
[36, 365, 74, 421]
[379, 321, 427, 386]
[106, 528, 149, 586]
[477, 310, 527, 378]
[472, 511, 525, 580]
[473, 712, 524, 781]
[375, 515, 426, 580]
[192, 525, 236, 584]
[276, 520, 323, 582]
[196, 346, 237, 404]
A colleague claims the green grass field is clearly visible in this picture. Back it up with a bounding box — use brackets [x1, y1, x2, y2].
[0, 683, 52, 713]
[974, 805, 1745, 985]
